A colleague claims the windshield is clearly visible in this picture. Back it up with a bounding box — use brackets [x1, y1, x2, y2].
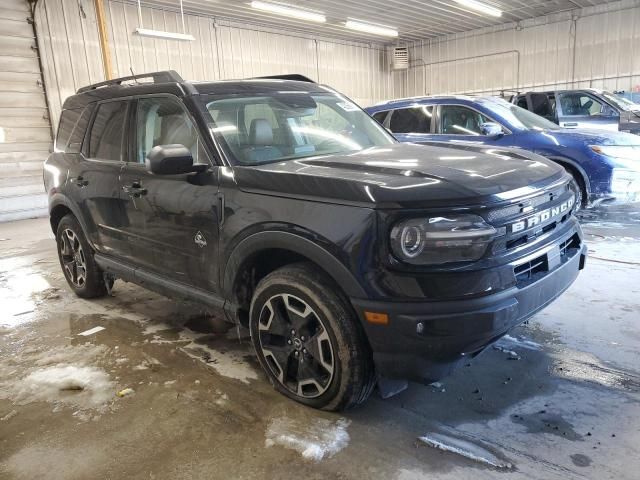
[202, 92, 395, 165]
[479, 98, 561, 131]
[602, 91, 640, 111]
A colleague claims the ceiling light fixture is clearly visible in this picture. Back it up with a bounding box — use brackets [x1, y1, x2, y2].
[251, 1, 326, 23]
[345, 20, 398, 37]
[454, 0, 502, 17]
[133, 0, 195, 41]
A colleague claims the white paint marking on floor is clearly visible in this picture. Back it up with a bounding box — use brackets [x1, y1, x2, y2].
[418, 432, 513, 469]
[265, 416, 350, 461]
[77, 326, 106, 336]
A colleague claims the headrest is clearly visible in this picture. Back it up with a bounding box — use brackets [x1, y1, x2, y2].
[249, 118, 273, 146]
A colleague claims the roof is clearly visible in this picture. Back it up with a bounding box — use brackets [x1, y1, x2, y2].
[367, 94, 477, 110]
[63, 71, 325, 110]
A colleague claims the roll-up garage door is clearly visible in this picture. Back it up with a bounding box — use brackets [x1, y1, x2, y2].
[0, 0, 51, 222]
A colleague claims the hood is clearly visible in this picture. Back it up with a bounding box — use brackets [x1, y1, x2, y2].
[233, 143, 565, 208]
[543, 128, 640, 146]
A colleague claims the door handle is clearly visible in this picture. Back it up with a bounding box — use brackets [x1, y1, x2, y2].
[123, 181, 147, 198]
[73, 175, 88, 187]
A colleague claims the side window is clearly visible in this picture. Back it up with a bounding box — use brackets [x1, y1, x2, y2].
[389, 106, 433, 133]
[439, 105, 491, 135]
[67, 105, 95, 153]
[88, 101, 127, 161]
[136, 97, 201, 164]
[560, 93, 603, 116]
[516, 97, 528, 109]
[55, 109, 81, 152]
[372, 111, 388, 125]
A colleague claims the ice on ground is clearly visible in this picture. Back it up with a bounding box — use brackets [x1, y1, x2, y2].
[142, 322, 174, 336]
[177, 328, 258, 383]
[419, 432, 512, 469]
[0, 343, 114, 411]
[265, 416, 350, 461]
[497, 334, 542, 351]
[5, 365, 114, 410]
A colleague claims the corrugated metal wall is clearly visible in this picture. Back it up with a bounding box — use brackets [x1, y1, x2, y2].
[35, 0, 394, 133]
[0, 0, 51, 222]
[398, 0, 640, 98]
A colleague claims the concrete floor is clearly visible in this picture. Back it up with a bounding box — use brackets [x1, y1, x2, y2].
[1, 208, 639, 479]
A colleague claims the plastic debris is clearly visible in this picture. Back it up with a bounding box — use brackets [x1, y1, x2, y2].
[78, 326, 106, 336]
[116, 387, 135, 397]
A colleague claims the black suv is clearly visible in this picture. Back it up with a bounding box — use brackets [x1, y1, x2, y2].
[45, 71, 586, 410]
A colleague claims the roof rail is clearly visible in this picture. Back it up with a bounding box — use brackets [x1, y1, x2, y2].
[76, 70, 185, 94]
[252, 74, 316, 83]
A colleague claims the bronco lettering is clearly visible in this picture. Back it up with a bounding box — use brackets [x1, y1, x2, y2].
[511, 196, 575, 233]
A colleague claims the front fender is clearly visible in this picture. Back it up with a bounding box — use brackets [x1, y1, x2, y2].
[222, 230, 368, 301]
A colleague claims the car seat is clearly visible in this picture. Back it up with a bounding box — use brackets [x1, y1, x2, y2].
[242, 118, 282, 163]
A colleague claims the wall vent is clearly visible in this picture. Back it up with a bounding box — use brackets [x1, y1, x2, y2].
[390, 46, 409, 70]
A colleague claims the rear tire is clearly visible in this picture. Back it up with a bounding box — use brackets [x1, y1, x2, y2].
[249, 263, 375, 411]
[56, 214, 109, 298]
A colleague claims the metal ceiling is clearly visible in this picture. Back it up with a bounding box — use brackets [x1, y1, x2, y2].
[136, 0, 617, 43]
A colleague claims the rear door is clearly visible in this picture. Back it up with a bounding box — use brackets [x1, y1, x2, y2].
[118, 95, 220, 292]
[556, 91, 619, 131]
[386, 105, 434, 142]
[71, 100, 129, 256]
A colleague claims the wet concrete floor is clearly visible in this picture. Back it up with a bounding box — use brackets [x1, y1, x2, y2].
[1, 207, 639, 479]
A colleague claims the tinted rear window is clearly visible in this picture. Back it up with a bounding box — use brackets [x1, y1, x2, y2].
[55, 109, 81, 152]
[88, 101, 127, 161]
[389, 106, 433, 133]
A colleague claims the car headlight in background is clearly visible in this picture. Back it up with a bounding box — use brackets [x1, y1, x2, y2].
[590, 145, 640, 161]
[390, 215, 498, 265]
[611, 168, 640, 194]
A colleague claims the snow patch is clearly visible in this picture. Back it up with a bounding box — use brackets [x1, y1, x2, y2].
[0, 344, 114, 411]
[265, 416, 350, 461]
[8, 365, 114, 410]
[419, 432, 512, 469]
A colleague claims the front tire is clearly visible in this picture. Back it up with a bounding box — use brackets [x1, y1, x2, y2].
[56, 214, 109, 298]
[249, 263, 375, 411]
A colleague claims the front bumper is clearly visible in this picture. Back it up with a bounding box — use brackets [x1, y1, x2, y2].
[351, 238, 587, 383]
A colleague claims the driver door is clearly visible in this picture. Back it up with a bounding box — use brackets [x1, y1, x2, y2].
[432, 104, 502, 145]
[556, 92, 619, 131]
[119, 95, 221, 292]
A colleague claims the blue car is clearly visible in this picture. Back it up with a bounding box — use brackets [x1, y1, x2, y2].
[365, 96, 640, 208]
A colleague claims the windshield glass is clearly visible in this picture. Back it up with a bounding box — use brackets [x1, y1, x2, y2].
[479, 98, 561, 131]
[202, 92, 395, 165]
[602, 91, 640, 111]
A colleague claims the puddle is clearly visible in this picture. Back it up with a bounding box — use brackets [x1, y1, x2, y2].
[510, 411, 582, 440]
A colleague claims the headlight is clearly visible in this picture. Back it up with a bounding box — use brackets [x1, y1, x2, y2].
[611, 168, 640, 194]
[590, 145, 640, 161]
[390, 215, 497, 265]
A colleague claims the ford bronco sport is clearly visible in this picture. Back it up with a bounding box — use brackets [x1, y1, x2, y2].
[44, 71, 586, 410]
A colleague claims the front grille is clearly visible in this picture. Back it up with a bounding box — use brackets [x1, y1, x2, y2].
[514, 255, 547, 283]
[489, 181, 575, 255]
[487, 184, 567, 223]
[513, 233, 581, 287]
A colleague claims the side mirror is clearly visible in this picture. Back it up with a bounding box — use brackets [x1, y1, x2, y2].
[145, 144, 207, 175]
[480, 122, 504, 138]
